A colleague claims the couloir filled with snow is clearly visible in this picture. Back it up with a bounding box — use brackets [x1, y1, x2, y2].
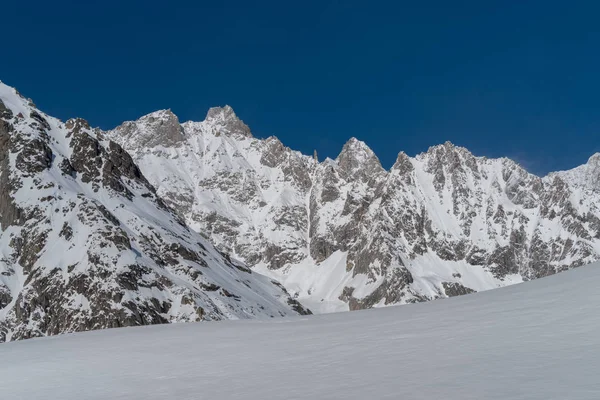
[2, 260, 599, 399]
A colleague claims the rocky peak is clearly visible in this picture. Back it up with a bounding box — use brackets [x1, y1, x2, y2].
[112, 109, 185, 149]
[391, 151, 414, 174]
[205, 105, 252, 138]
[546, 152, 600, 192]
[587, 152, 600, 165]
[422, 141, 476, 163]
[584, 153, 600, 186]
[0, 82, 29, 120]
[206, 105, 236, 120]
[260, 136, 287, 167]
[140, 109, 178, 124]
[65, 118, 91, 136]
[336, 137, 384, 180]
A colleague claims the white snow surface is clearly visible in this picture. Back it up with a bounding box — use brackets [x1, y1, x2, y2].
[2, 261, 599, 399]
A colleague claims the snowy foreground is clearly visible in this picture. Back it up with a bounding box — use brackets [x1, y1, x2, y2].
[2, 263, 600, 399]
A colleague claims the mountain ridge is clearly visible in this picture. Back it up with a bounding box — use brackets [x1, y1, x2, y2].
[0, 82, 309, 342]
[109, 105, 600, 179]
[3, 77, 598, 322]
[107, 103, 600, 312]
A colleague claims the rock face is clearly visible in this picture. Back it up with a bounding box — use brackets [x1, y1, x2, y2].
[108, 106, 600, 313]
[0, 82, 309, 342]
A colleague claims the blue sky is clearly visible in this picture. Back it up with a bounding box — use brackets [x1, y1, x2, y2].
[3, 1, 600, 175]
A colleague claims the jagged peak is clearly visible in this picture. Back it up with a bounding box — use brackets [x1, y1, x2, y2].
[337, 137, 376, 158]
[65, 117, 92, 132]
[415, 141, 480, 169]
[547, 152, 600, 176]
[423, 140, 473, 156]
[547, 151, 600, 191]
[394, 150, 409, 161]
[587, 152, 600, 166]
[206, 105, 236, 121]
[0, 81, 20, 102]
[0, 81, 17, 99]
[336, 137, 384, 178]
[322, 157, 336, 166]
[391, 151, 413, 171]
[204, 105, 252, 138]
[0, 81, 36, 118]
[264, 135, 283, 144]
[423, 140, 453, 153]
[111, 109, 185, 148]
[136, 109, 180, 124]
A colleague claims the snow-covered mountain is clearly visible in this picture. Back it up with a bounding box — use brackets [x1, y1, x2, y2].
[0, 83, 309, 342]
[2, 259, 599, 399]
[108, 105, 600, 313]
[2, 76, 597, 342]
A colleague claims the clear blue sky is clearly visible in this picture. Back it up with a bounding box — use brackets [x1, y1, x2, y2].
[3, 1, 600, 175]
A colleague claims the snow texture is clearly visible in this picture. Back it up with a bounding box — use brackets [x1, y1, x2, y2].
[1, 261, 599, 399]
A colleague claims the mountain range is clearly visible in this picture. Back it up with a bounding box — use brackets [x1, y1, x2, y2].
[1, 80, 599, 340]
[107, 102, 600, 313]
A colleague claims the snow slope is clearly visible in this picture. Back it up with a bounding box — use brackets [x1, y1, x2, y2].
[2, 261, 599, 399]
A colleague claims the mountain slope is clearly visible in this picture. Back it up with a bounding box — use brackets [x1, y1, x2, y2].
[0, 82, 308, 342]
[2, 260, 599, 399]
[108, 107, 600, 312]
